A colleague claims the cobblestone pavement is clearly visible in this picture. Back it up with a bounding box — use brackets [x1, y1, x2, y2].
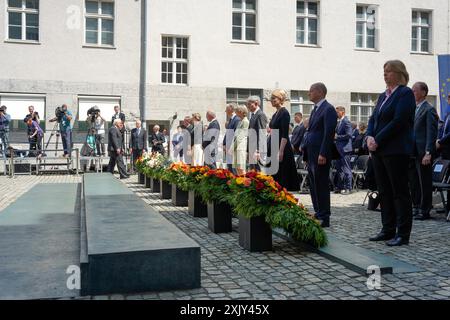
[1, 174, 450, 300]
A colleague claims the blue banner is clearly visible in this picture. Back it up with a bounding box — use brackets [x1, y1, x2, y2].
[438, 55, 450, 119]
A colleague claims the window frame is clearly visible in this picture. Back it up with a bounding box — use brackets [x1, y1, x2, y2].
[290, 90, 314, 123]
[231, 0, 258, 43]
[161, 35, 189, 86]
[84, 0, 115, 48]
[411, 9, 433, 54]
[350, 92, 378, 125]
[6, 0, 40, 43]
[295, 0, 320, 47]
[355, 4, 378, 51]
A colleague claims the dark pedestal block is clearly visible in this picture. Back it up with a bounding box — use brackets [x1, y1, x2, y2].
[138, 172, 145, 184]
[172, 185, 189, 206]
[150, 178, 160, 193]
[188, 191, 207, 217]
[207, 201, 233, 233]
[145, 175, 151, 188]
[160, 180, 172, 199]
[238, 215, 273, 252]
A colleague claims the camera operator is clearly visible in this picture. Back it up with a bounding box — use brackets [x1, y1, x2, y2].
[86, 106, 106, 156]
[49, 104, 73, 158]
[0, 106, 11, 154]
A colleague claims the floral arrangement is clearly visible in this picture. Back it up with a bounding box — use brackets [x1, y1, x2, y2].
[137, 152, 170, 180]
[161, 162, 190, 187]
[228, 171, 327, 247]
[184, 166, 210, 192]
[197, 168, 235, 204]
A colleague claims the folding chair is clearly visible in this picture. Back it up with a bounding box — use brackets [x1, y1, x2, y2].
[431, 158, 450, 221]
[295, 155, 309, 193]
[352, 155, 370, 190]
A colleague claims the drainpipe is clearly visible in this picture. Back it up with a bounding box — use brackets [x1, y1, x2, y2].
[139, 0, 147, 123]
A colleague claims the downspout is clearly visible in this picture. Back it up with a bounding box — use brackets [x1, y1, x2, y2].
[139, 0, 147, 123]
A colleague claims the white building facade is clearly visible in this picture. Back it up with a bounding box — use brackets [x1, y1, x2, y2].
[0, 0, 449, 143]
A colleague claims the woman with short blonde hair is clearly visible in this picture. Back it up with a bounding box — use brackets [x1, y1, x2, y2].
[366, 60, 416, 246]
[232, 105, 249, 175]
[192, 113, 204, 166]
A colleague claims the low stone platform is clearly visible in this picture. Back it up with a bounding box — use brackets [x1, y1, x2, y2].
[82, 173, 201, 295]
[0, 183, 80, 300]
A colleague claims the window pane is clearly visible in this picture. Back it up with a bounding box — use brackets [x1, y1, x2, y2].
[8, 26, 22, 39]
[86, 18, 98, 31]
[8, 0, 22, 8]
[232, 0, 242, 9]
[303, 105, 312, 117]
[356, 22, 364, 36]
[308, 31, 317, 45]
[412, 26, 418, 40]
[168, 74, 173, 83]
[412, 11, 418, 24]
[26, 27, 38, 40]
[162, 62, 167, 72]
[101, 2, 114, 15]
[421, 39, 429, 52]
[25, 0, 39, 9]
[367, 35, 375, 49]
[233, 26, 242, 40]
[162, 73, 167, 83]
[356, 35, 363, 48]
[182, 63, 187, 73]
[356, 6, 365, 19]
[233, 13, 242, 26]
[176, 74, 182, 84]
[86, 1, 98, 14]
[182, 74, 187, 84]
[176, 38, 181, 47]
[421, 27, 429, 40]
[102, 32, 113, 45]
[183, 38, 188, 48]
[246, 14, 255, 27]
[246, 27, 256, 41]
[308, 18, 317, 33]
[421, 12, 430, 25]
[297, 30, 305, 44]
[9, 12, 22, 26]
[182, 48, 188, 59]
[26, 13, 39, 27]
[86, 31, 98, 44]
[162, 36, 168, 47]
[308, 2, 318, 15]
[297, 1, 305, 14]
[102, 19, 113, 32]
[246, 0, 256, 11]
[176, 48, 181, 59]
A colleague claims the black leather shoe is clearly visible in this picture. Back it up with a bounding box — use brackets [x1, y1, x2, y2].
[415, 213, 431, 221]
[369, 232, 395, 242]
[318, 219, 330, 228]
[386, 236, 409, 246]
[120, 175, 130, 180]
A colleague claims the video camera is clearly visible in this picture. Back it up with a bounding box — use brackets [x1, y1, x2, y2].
[55, 106, 65, 120]
[87, 106, 101, 122]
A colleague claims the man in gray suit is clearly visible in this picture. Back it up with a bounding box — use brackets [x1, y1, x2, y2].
[247, 96, 268, 171]
[108, 119, 129, 179]
[408, 82, 438, 220]
[129, 119, 147, 170]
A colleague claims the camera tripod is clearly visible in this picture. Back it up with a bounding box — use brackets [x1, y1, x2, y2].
[43, 121, 61, 157]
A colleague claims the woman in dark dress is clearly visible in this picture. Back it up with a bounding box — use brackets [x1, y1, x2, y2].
[269, 89, 300, 191]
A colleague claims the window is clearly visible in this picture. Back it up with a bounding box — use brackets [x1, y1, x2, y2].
[161, 36, 188, 85]
[232, 0, 257, 41]
[412, 10, 432, 53]
[296, 1, 319, 45]
[350, 93, 378, 124]
[290, 91, 313, 122]
[85, 1, 114, 46]
[7, 0, 39, 41]
[0, 93, 45, 142]
[356, 4, 377, 50]
[226, 88, 263, 108]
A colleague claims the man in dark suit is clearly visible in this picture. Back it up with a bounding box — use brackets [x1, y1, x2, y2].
[223, 104, 241, 172]
[408, 82, 438, 220]
[291, 112, 306, 155]
[107, 119, 129, 179]
[247, 96, 268, 171]
[202, 111, 221, 168]
[334, 106, 353, 195]
[129, 119, 148, 170]
[149, 125, 165, 154]
[304, 83, 338, 228]
[112, 105, 126, 148]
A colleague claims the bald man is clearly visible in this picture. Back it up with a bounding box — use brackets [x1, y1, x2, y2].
[130, 120, 147, 170]
[202, 110, 221, 168]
